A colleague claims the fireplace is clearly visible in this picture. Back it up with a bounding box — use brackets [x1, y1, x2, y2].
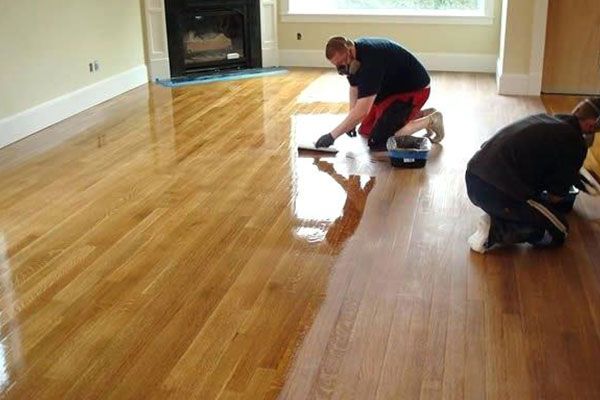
[165, 0, 262, 78]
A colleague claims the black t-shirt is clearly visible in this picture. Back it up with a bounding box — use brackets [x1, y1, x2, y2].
[347, 37, 430, 103]
[467, 114, 588, 201]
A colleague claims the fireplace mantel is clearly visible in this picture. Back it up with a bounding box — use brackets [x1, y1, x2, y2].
[142, 0, 278, 80]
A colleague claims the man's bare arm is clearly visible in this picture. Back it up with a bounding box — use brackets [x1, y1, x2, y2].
[349, 86, 358, 110]
[330, 95, 375, 139]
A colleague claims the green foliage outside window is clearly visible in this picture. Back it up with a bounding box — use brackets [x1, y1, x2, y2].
[336, 0, 479, 10]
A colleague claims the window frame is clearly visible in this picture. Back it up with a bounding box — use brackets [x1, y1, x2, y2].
[281, 0, 494, 25]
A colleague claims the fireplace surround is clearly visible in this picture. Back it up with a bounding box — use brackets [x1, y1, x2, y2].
[143, 0, 278, 80]
[165, 0, 262, 77]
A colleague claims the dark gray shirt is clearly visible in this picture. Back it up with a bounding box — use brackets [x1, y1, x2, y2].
[467, 114, 587, 201]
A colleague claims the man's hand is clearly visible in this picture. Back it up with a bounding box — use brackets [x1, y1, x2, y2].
[346, 127, 357, 137]
[576, 169, 600, 196]
[315, 133, 335, 148]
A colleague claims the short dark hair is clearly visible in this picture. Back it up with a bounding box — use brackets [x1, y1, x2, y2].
[574, 97, 600, 120]
[325, 36, 353, 60]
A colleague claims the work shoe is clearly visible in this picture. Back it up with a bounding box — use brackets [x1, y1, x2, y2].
[468, 214, 494, 253]
[419, 108, 437, 118]
[425, 111, 445, 143]
[578, 167, 600, 196]
[419, 108, 436, 139]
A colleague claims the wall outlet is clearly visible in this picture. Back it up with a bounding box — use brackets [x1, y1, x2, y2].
[93, 60, 100, 71]
[296, 32, 302, 40]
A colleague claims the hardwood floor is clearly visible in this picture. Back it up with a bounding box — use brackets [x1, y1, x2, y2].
[541, 94, 584, 113]
[0, 70, 598, 399]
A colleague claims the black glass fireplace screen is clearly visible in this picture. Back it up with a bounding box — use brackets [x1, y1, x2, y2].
[182, 10, 245, 68]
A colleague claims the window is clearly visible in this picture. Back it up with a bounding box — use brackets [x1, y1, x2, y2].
[283, 0, 493, 25]
[291, 0, 481, 13]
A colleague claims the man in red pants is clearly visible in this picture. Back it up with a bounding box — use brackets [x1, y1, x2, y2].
[315, 36, 444, 150]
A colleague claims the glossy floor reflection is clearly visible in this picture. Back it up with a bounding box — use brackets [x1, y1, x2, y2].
[290, 111, 380, 252]
[292, 158, 375, 250]
[0, 235, 23, 394]
[0, 69, 372, 399]
[296, 72, 348, 104]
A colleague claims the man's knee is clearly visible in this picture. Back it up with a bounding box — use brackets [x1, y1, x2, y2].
[465, 171, 489, 209]
[368, 100, 412, 149]
[465, 171, 476, 201]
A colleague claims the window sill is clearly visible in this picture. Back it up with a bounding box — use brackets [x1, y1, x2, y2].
[281, 11, 493, 25]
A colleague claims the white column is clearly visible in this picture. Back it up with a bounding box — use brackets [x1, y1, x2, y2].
[496, 0, 548, 96]
[260, 0, 279, 67]
[143, 0, 171, 81]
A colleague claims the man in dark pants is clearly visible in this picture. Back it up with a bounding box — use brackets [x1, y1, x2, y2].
[466, 97, 600, 253]
[315, 36, 444, 150]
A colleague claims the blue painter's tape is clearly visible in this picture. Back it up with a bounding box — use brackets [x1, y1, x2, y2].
[156, 67, 288, 88]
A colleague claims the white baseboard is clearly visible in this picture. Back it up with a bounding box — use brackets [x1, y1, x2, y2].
[527, 73, 542, 96]
[418, 52, 497, 73]
[497, 72, 541, 96]
[0, 65, 148, 150]
[278, 49, 497, 73]
[262, 48, 280, 68]
[148, 58, 171, 82]
[496, 57, 503, 89]
[279, 50, 330, 68]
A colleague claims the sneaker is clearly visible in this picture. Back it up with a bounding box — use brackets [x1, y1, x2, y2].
[468, 214, 493, 253]
[424, 128, 435, 141]
[417, 108, 436, 141]
[419, 108, 437, 118]
[579, 167, 600, 196]
[386, 136, 398, 151]
[426, 111, 445, 143]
